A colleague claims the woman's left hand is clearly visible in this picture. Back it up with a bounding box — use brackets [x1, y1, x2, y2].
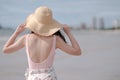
[15, 23, 26, 34]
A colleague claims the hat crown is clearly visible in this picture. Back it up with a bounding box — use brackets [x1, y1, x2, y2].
[34, 6, 52, 24]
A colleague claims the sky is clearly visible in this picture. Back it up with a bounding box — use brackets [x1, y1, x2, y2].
[0, 0, 120, 29]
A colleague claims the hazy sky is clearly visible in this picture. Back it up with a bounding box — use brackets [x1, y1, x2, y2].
[0, 0, 120, 28]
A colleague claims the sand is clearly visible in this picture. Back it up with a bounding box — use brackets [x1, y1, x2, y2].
[0, 29, 120, 80]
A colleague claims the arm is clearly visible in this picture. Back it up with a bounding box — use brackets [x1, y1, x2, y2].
[2, 24, 26, 53]
[56, 24, 81, 56]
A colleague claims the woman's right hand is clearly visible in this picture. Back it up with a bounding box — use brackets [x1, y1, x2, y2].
[63, 24, 71, 34]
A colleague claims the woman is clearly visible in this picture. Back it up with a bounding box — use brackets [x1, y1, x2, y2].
[3, 6, 81, 80]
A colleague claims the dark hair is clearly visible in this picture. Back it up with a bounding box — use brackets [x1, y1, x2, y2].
[31, 30, 66, 43]
[53, 30, 67, 43]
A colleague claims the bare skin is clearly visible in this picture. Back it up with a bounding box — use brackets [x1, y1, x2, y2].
[56, 24, 81, 56]
[3, 24, 81, 62]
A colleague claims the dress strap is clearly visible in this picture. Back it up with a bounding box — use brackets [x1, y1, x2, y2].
[26, 34, 31, 62]
[53, 35, 56, 48]
[26, 34, 29, 53]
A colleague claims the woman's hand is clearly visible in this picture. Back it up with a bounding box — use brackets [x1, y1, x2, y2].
[63, 24, 71, 34]
[15, 23, 26, 34]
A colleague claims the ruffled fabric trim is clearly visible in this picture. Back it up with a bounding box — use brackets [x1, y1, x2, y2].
[25, 67, 57, 80]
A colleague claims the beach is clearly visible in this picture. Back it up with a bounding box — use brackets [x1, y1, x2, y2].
[0, 29, 120, 80]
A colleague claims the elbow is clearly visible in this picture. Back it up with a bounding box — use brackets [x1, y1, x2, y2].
[75, 50, 82, 56]
[2, 49, 7, 53]
[2, 48, 9, 54]
[72, 49, 82, 56]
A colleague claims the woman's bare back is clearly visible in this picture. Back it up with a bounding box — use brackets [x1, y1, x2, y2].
[27, 34, 54, 63]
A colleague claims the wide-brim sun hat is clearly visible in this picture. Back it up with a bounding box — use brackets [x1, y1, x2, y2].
[25, 6, 62, 36]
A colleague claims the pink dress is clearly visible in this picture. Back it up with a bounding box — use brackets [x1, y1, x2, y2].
[25, 34, 57, 80]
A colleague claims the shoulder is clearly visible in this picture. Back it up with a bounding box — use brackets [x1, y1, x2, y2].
[56, 35, 65, 43]
[19, 34, 29, 43]
[21, 34, 28, 39]
[56, 35, 61, 42]
[56, 35, 66, 48]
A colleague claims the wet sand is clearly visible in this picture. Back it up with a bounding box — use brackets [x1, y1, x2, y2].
[0, 29, 120, 80]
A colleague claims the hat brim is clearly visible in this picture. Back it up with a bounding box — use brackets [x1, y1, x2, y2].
[25, 14, 62, 36]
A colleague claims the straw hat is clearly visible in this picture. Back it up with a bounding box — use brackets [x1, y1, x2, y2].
[25, 6, 62, 36]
